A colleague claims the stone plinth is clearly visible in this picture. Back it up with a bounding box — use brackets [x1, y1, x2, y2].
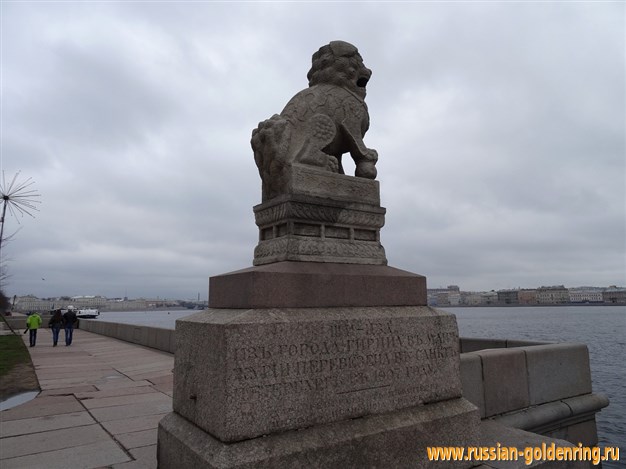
[209, 262, 426, 309]
[253, 165, 387, 266]
[280, 164, 381, 205]
[158, 398, 478, 469]
[172, 306, 461, 443]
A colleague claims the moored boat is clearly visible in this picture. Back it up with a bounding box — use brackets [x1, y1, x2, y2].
[76, 308, 100, 319]
[50, 306, 100, 319]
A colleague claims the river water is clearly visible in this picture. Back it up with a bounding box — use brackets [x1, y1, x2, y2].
[99, 305, 625, 456]
[449, 305, 625, 456]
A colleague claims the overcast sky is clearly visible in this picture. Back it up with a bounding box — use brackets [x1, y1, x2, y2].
[2, 2, 624, 301]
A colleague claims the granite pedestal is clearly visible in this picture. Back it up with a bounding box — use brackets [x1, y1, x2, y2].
[170, 306, 463, 442]
[158, 265, 481, 467]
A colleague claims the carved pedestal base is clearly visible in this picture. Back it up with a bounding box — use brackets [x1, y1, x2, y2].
[253, 165, 387, 266]
[254, 235, 387, 265]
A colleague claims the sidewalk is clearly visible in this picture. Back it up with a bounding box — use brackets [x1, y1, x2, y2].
[0, 327, 174, 468]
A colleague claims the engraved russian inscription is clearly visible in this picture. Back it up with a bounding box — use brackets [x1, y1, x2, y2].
[220, 307, 462, 435]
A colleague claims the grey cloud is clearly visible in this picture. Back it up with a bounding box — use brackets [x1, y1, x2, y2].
[3, 2, 624, 299]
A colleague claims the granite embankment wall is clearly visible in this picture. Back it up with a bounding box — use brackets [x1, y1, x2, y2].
[80, 320, 176, 353]
[4, 317, 176, 353]
[65, 319, 610, 447]
[459, 339, 608, 446]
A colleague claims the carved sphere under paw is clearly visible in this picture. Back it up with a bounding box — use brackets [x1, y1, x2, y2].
[355, 161, 377, 179]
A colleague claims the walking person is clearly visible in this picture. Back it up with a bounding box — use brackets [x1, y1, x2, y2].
[26, 311, 42, 347]
[48, 309, 63, 347]
[62, 308, 78, 346]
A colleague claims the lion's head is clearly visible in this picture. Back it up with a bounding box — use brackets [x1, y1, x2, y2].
[306, 41, 372, 99]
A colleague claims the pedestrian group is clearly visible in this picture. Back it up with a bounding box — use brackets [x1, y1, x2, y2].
[24, 309, 78, 347]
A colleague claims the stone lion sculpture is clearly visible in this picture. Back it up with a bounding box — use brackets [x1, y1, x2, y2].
[251, 40, 378, 201]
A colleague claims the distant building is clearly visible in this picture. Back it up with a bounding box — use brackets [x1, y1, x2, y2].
[429, 287, 511, 306]
[104, 298, 150, 310]
[481, 291, 498, 305]
[461, 292, 484, 306]
[105, 298, 181, 310]
[12, 295, 183, 312]
[427, 285, 460, 306]
[497, 289, 519, 305]
[569, 287, 604, 303]
[536, 286, 569, 305]
[69, 295, 107, 308]
[435, 292, 450, 306]
[518, 289, 537, 305]
[14, 296, 56, 312]
[603, 286, 626, 304]
[13, 295, 108, 312]
[448, 292, 461, 306]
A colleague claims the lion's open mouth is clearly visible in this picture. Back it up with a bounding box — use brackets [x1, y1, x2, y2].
[356, 77, 369, 88]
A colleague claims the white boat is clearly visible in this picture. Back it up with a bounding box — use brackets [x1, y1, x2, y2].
[50, 306, 99, 319]
[76, 308, 100, 319]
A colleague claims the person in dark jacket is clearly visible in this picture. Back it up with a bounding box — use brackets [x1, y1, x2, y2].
[62, 309, 78, 346]
[48, 309, 63, 346]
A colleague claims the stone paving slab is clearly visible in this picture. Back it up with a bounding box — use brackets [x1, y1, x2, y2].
[0, 395, 84, 421]
[128, 444, 157, 468]
[38, 385, 98, 396]
[101, 413, 170, 436]
[111, 445, 157, 469]
[116, 428, 159, 449]
[147, 374, 173, 386]
[152, 383, 174, 397]
[35, 369, 114, 380]
[81, 390, 170, 410]
[112, 457, 153, 469]
[2, 440, 130, 469]
[123, 363, 173, 373]
[1, 411, 95, 438]
[116, 361, 174, 374]
[35, 362, 114, 371]
[88, 398, 172, 422]
[95, 379, 154, 391]
[33, 360, 114, 369]
[0, 328, 174, 469]
[75, 385, 158, 400]
[2, 423, 110, 459]
[38, 372, 115, 382]
[36, 375, 130, 390]
[127, 369, 174, 381]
